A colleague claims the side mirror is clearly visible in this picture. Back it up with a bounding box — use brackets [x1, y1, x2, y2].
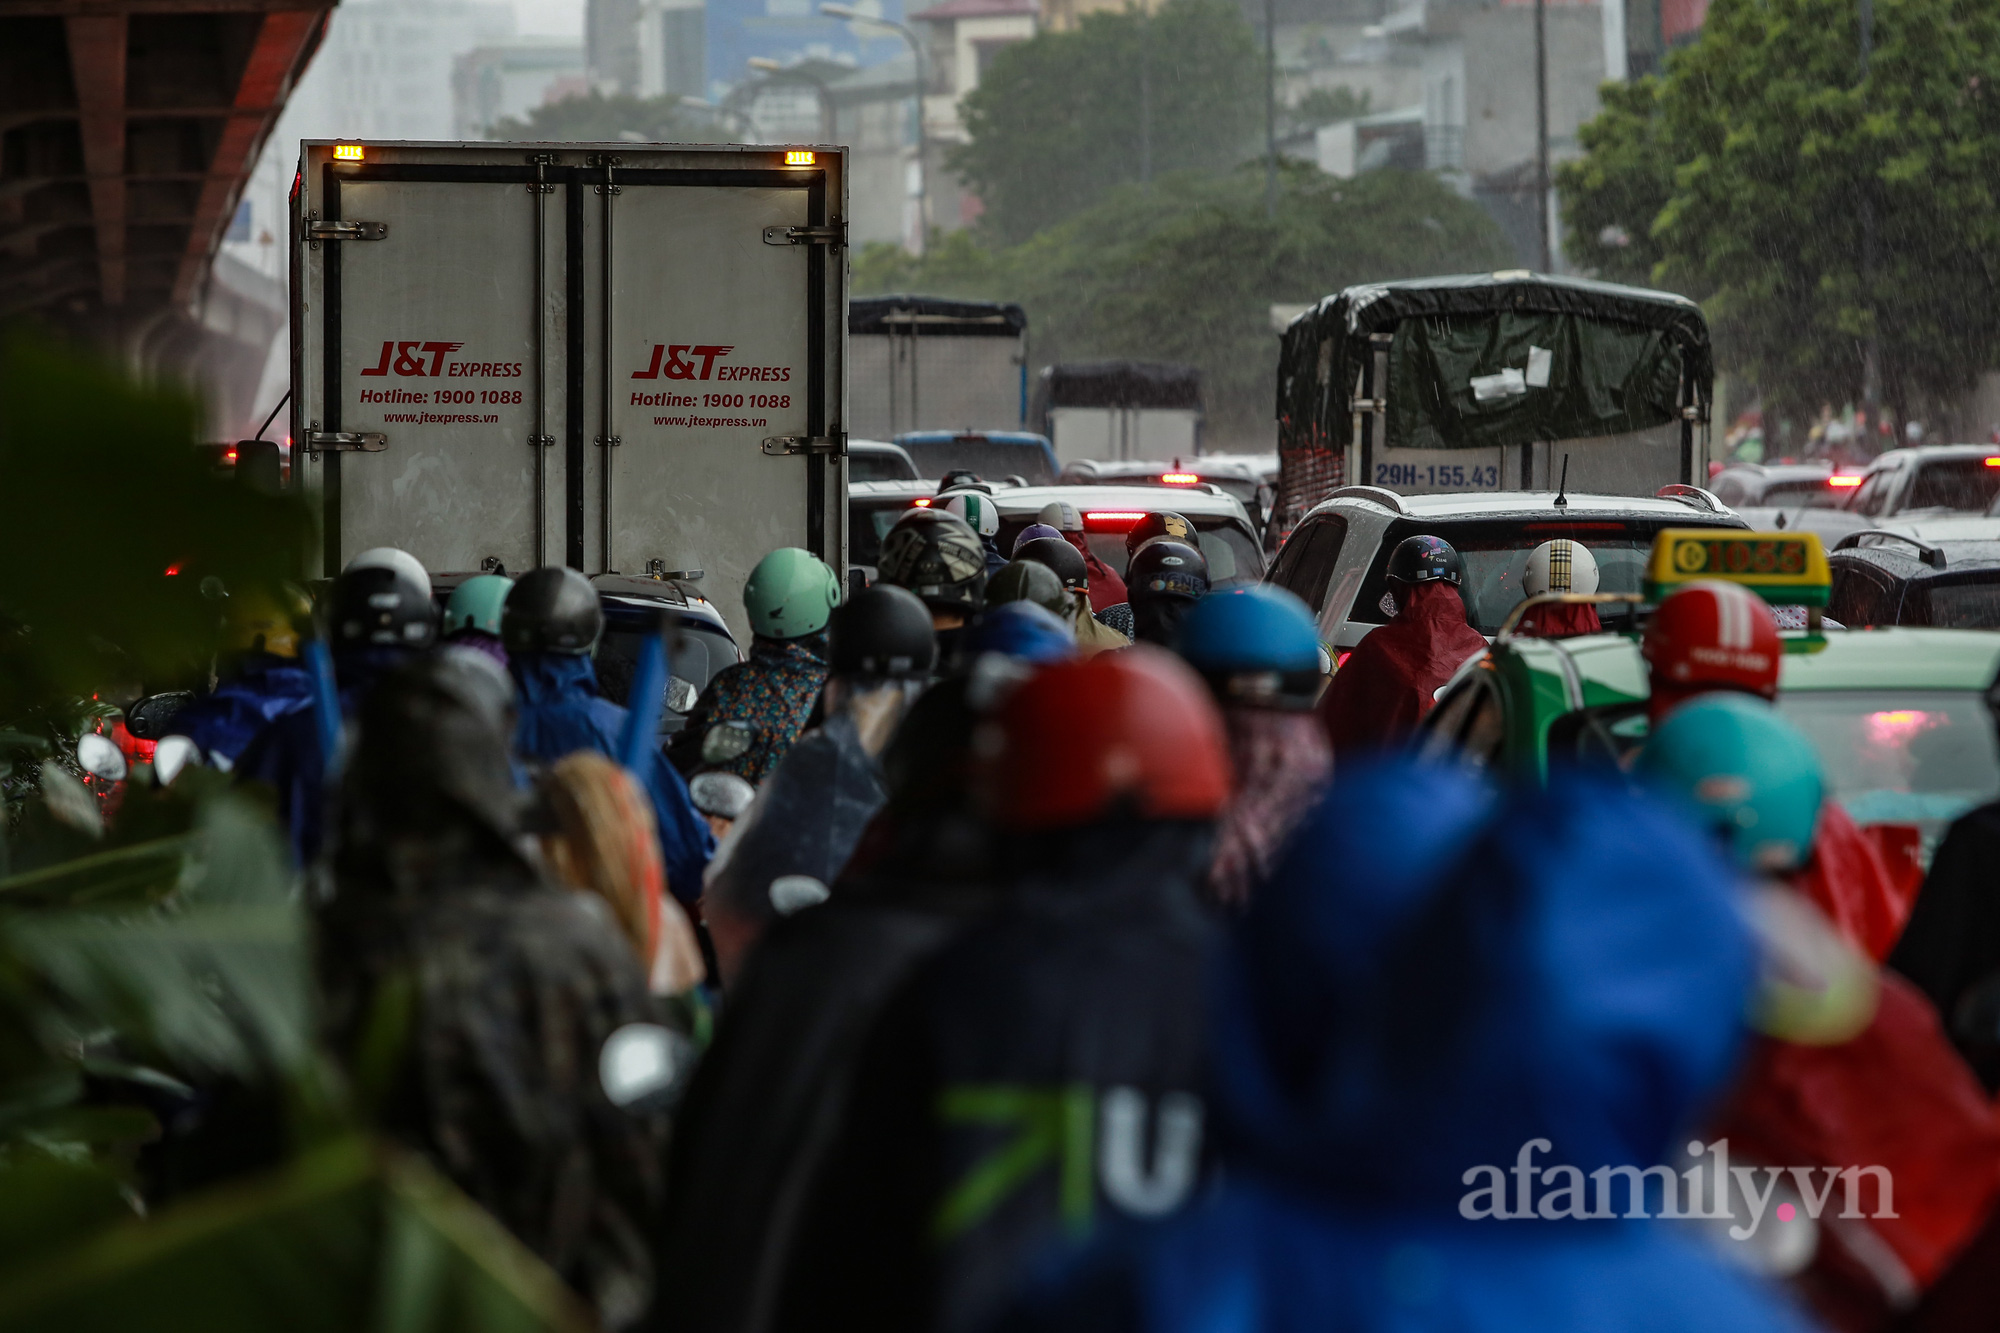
[153, 735, 202, 786]
[126, 691, 195, 741]
[75, 731, 127, 783]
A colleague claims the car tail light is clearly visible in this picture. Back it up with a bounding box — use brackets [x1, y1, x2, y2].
[1335, 651, 1352, 668]
[912, 497, 932, 506]
[1985, 458, 2000, 468]
[1160, 473, 1199, 485]
[1084, 510, 1147, 532]
[1828, 475, 1863, 488]
[164, 564, 181, 576]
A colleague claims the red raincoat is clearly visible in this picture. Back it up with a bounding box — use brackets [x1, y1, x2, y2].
[1798, 802, 1922, 965]
[1062, 531, 1127, 612]
[1513, 601, 1601, 639]
[1318, 581, 1488, 755]
[1712, 968, 2000, 1328]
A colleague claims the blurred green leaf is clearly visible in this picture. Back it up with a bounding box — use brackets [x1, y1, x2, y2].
[0, 1139, 589, 1333]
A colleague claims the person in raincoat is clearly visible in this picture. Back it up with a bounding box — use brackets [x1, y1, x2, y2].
[670, 547, 840, 784]
[503, 565, 713, 905]
[1512, 539, 1603, 638]
[1123, 538, 1208, 649]
[1036, 500, 1126, 612]
[1642, 580, 1914, 962]
[699, 583, 937, 987]
[235, 548, 437, 864]
[1640, 695, 2000, 1331]
[173, 579, 315, 770]
[652, 609, 1069, 1333]
[1317, 534, 1487, 755]
[317, 651, 667, 1330]
[1175, 585, 1330, 906]
[767, 648, 1227, 1333]
[1007, 755, 1807, 1333]
[1012, 536, 1130, 655]
[1093, 512, 1197, 640]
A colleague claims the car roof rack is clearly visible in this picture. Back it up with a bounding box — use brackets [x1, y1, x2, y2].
[1834, 529, 1948, 568]
[1324, 485, 1408, 514]
[1656, 483, 1727, 513]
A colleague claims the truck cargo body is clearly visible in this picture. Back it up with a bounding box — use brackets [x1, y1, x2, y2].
[292, 140, 847, 642]
[847, 296, 1026, 439]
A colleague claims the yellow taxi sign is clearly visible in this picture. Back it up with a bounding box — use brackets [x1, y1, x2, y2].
[1644, 529, 1830, 607]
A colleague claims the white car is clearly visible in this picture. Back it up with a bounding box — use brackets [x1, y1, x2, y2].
[1266, 485, 1750, 656]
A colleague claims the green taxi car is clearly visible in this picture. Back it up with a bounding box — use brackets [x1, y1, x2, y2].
[1417, 530, 2000, 860]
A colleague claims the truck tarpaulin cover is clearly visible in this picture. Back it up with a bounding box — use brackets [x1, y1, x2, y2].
[849, 295, 1027, 338]
[1031, 360, 1203, 437]
[1272, 273, 1712, 539]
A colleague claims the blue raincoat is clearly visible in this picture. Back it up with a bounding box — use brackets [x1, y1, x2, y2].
[174, 653, 316, 767]
[1012, 761, 1811, 1333]
[234, 646, 411, 866]
[510, 651, 714, 905]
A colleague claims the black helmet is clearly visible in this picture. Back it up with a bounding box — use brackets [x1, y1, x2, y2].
[1012, 536, 1087, 593]
[985, 558, 1071, 619]
[877, 509, 988, 613]
[1126, 538, 1209, 604]
[938, 469, 991, 494]
[830, 584, 937, 679]
[1124, 510, 1195, 559]
[330, 564, 436, 650]
[502, 566, 603, 655]
[1386, 534, 1464, 586]
[345, 652, 522, 849]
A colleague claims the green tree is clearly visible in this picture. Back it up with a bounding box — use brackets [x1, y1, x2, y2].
[489, 90, 723, 143]
[1553, 78, 1671, 288]
[857, 164, 1514, 442]
[951, 0, 1262, 245]
[1286, 85, 1372, 135]
[1558, 0, 2000, 420]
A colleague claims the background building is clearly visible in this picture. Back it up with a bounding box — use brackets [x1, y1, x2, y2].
[453, 38, 589, 137]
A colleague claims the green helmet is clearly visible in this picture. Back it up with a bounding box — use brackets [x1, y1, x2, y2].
[744, 547, 841, 639]
[1637, 693, 1824, 873]
[444, 574, 514, 637]
[986, 559, 1070, 620]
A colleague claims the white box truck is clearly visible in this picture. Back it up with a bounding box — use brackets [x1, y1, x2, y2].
[847, 295, 1026, 439]
[291, 140, 847, 641]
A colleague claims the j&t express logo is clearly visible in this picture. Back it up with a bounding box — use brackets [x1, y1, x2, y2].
[632, 343, 791, 383]
[360, 340, 522, 378]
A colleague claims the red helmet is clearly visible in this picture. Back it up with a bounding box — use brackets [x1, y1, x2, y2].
[977, 646, 1231, 831]
[1642, 580, 1781, 717]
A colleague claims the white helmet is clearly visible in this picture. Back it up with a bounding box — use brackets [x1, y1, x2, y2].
[1036, 499, 1083, 532]
[1523, 539, 1599, 596]
[344, 546, 431, 592]
[939, 489, 1000, 537]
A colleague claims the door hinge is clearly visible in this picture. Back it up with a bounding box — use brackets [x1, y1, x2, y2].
[307, 431, 387, 455]
[596, 435, 622, 448]
[530, 433, 556, 448]
[306, 219, 388, 242]
[763, 224, 845, 251]
[761, 433, 843, 456]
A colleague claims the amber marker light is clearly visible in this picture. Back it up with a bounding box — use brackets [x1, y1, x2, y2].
[333, 144, 365, 161]
[785, 150, 816, 166]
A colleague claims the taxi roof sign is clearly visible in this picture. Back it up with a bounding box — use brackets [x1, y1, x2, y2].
[1643, 529, 1831, 607]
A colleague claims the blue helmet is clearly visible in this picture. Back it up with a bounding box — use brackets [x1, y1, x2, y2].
[1637, 693, 1824, 873]
[1175, 585, 1323, 710]
[967, 600, 1075, 665]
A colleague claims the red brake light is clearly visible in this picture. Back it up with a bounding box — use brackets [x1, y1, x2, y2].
[1160, 473, 1199, 485]
[224, 447, 238, 462]
[164, 564, 181, 576]
[1335, 651, 1353, 669]
[1084, 510, 1148, 532]
[1828, 475, 1863, 488]
[1985, 458, 2000, 468]
[912, 497, 932, 507]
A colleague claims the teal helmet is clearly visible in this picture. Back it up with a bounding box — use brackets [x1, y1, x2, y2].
[444, 574, 514, 637]
[744, 547, 841, 639]
[1638, 693, 1824, 873]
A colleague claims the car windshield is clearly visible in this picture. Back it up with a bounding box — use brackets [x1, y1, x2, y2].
[850, 450, 916, 482]
[994, 514, 1264, 591]
[1352, 519, 1704, 634]
[595, 620, 739, 735]
[901, 438, 1055, 485]
[1763, 478, 1845, 509]
[1921, 579, 2000, 629]
[1905, 458, 2000, 512]
[1777, 689, 2000, 856]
